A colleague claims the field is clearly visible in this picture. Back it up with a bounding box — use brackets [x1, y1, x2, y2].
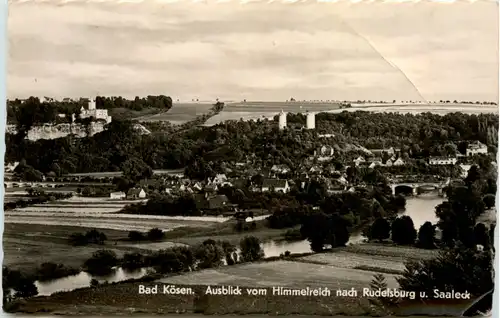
[2, 223, 134, 274]
[157, 243, 439, 289]
[159, 259, 399, 289]
[10, 244, 470, 316]
[4, 195, 228, 232]
[107, 107, 165, 120]
[137, 103, 214, 124]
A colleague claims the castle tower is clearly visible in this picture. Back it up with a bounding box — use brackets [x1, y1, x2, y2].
[278, 110, 287, 130]
[306, 111, 316, 130]
[88, 98, 96, 110]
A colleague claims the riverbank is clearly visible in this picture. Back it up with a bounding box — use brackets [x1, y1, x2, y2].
[7, 243, 446, 316]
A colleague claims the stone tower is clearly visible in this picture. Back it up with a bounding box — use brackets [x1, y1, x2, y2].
[278, 110, 287, 130]
[306, 111, 316, 130]
[88, 98, 96, 110]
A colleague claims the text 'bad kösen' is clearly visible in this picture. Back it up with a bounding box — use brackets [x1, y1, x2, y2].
[138, 285, 471, 300]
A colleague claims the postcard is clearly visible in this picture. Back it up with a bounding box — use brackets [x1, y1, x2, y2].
[3, 0, 497, 316]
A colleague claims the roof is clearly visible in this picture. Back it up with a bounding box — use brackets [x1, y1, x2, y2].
[127, 188, 144, 196]
[370, 157, 382, 162]
[467, 141, 487, 149]
[429, 156, 456, 160]
[262, 179, 288, 188]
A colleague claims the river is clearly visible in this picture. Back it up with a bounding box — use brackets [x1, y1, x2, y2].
[34, 195, 444, 296]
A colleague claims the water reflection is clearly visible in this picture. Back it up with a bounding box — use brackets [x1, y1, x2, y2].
[259, 195, 444, 257]
[35, 267, 148, 296]
[36, 196, 444, 296]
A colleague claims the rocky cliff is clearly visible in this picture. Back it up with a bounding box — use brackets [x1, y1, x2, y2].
[5, 122, 106, 141]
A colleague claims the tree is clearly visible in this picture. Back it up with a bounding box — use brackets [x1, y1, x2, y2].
[84, 250, 118, 275]
[397, 244, 493, 298]
[474, 223, 491, 249]
[301, 212, 350, 251]
[85, 229, 107, 244]
[239, 236, 264, 262]
[482, 194, 495, 209]
[369, 218, 391, 242]
[370, 273, 387, 290]
[417, 221, 436, 249]
[147, 228, 164, 241]
[128, 230, 145, 241]
[121, 158, 153, 183]
[391, 216, 417, 245]
[122, 252, 145, 270]
[194, 242, 225, 269]
[14, 277, 38, 298]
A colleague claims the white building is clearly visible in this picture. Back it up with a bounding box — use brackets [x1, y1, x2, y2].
[429, 157, 458, 165]
[109, 191, 126, 200]
[80, 98, 112, 124]
[278, 110, 287, 130]
[261, 179, 290, 193]
[392, 158, 405, 166]
[466, 141, 488, 157]
[306, 111, 316, 129]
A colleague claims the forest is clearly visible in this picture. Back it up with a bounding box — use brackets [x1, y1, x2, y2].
[5, 106, 498, 180]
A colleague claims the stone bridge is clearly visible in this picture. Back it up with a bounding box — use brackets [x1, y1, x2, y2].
[390, 178, 451, 196]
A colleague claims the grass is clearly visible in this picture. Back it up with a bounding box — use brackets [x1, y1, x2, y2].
[158, 260, 400, 289]
[107, 107, 165, 120]
[9, 282, 387, 316]
[2, 223, 140, 275]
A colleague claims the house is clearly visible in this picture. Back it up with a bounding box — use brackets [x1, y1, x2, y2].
[466, 141, 488, 157]
[204, 184, 218, 193]
[127, 188, 147, 200]
[315, 145, 334, 157]
[385, 159, 393, 167]
[270, 164, 290, 174]
[192, 182, 203, 191]
[368, 147, 399, 157]
[211, 174, 228, 185]
[367, 157, 383, 169]
[353, 156, 366, 166]
[261, 179, 290, 193]
[5, 162, 19, 173]
[429, 157, 458, 165]
[109, 191, 126, 200]
[392, 158, 405, 166]
[309, 166, 322, 174]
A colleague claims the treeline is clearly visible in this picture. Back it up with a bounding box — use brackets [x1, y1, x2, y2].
[5, 111, 498, 178]
[7, 95, 173, 125]
[3, 236, 265, 304]
[4, 191, 73, 211]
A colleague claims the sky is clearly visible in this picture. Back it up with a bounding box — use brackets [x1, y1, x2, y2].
[7, 0, 499, 102]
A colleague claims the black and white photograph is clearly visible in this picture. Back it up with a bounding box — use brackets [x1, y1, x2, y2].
[2, 0, 498, 316]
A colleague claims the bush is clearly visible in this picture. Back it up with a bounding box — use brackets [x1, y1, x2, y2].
[391, 215, 417, 245]
[36, 262, 79, 282]
[368, 218, 391, 242]
[240, 236, 265, 262]
[417, 222, 436, 249]
[68, 233, 88, 246]
[84, 250, 118, 275]
[128, 231, 145, 241]
[147, 228, 164, 241]
[121, 252, 146, 270]
[85, 229, 107, 245]
[483, 194, 495, 209]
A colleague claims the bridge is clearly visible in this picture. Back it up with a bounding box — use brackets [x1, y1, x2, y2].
[390, 178, 451, 196]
